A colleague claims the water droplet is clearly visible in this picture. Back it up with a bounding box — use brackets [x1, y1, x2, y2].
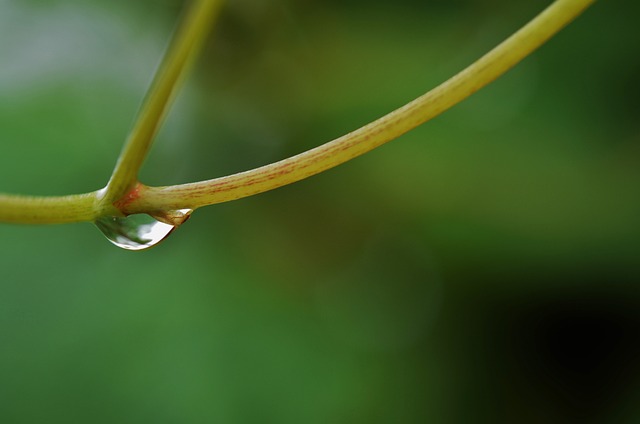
[95, 209, 192, 251]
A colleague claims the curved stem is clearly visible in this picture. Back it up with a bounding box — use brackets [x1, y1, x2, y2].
[0, 0, 595, 224]
[102, 0, 224, 205]
[123, 0, 595, 214]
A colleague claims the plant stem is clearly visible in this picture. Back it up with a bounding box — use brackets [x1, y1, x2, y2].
[0, 0, 595, 224]
[0, 192, 102, 224]
[122, 0, 596, 215]
[101, 0, 224, 205]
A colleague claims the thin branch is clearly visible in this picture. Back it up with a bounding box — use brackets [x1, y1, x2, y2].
[0, 192, 102, 224]
[122, 0, 596, 215]
[0, 0, 595, 224]
[102, 0, 224, 205]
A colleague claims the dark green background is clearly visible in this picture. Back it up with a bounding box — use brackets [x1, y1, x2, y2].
[1, 0, 639, 422]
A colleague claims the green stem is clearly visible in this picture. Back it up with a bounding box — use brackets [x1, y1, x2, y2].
[102, 0, 224, 205]
[123, 0, 595, 214]
[0, 192, 102, 224]
[0, 0, 595, 224]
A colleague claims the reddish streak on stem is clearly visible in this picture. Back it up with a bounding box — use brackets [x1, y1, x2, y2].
[113, 182, 144, 212]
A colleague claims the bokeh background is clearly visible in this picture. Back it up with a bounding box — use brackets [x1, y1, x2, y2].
[1, 0, 639, 422]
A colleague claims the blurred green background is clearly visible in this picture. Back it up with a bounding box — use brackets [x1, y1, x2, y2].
[1, 0, 639, 422]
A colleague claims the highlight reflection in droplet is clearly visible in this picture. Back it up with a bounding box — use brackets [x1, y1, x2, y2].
[94, 209, 192, 251]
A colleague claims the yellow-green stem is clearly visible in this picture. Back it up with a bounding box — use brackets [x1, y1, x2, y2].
[102, 0, 224, 206]
[0, 0, 595, 224]
[123, 0, 595, 214]
[0, 192, 102, 224]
